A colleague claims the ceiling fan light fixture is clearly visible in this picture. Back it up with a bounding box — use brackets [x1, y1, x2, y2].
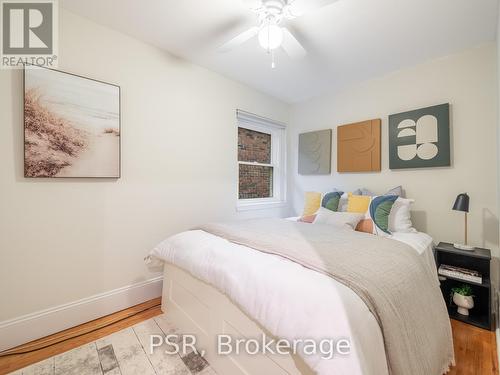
[258, 24, 283, 50]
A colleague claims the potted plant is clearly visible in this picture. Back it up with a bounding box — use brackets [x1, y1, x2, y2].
[451, 284, 474, 316]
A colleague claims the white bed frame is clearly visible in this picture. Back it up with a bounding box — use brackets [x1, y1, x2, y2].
[162, 263, 314, 375]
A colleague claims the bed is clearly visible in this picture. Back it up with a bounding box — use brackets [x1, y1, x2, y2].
[147, 218, 454, 375]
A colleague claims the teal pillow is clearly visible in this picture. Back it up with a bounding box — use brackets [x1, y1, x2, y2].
[369, 195, 398, 234]
[321, 191, 343, 212]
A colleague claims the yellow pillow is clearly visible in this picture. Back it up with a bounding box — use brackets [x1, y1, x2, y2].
[303, 192, 322, 216]
[347, 193, 371, 213]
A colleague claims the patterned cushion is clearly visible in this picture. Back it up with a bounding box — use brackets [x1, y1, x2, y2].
[321, 191, 343, 212]
[370, 195, 399, 234]
[356, 195, 398, 236]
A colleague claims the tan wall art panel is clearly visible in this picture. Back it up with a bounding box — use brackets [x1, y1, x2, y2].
[337, 119, 381, 172]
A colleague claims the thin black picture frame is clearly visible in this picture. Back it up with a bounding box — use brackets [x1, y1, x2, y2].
[23, 64, 121, 178]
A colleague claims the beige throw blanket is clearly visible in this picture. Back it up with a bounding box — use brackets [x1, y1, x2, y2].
[199, 219, 454, 375]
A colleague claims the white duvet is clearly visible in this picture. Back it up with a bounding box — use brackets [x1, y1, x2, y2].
[149, 224, 435, 375]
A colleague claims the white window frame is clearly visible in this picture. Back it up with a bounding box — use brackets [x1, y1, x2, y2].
[236, 110, 287, 211]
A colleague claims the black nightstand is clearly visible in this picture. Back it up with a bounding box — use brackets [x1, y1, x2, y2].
[434, 242, 492, 330]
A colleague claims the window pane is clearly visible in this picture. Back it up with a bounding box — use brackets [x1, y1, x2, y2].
[239, 164, 273, 199]
[238, 127, 271, 164]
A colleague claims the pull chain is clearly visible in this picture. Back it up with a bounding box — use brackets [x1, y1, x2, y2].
[264, 18, 277, 69]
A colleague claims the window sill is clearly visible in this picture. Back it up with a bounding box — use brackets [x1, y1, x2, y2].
[236, 199, 287, 212]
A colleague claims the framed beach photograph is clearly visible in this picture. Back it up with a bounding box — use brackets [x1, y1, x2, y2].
[24, 66, 121, 178]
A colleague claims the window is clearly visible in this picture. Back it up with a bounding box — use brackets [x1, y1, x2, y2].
[237, 110, 286, 210]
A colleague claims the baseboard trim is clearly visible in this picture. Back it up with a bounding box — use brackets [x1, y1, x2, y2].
[0, 276, 163, 352]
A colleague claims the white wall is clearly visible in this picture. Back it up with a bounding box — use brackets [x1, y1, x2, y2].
[497, 3, 500, 252]
[289, 44, 499, 255]
[496, 3, 500, 315]
[0, 9, 290, 322]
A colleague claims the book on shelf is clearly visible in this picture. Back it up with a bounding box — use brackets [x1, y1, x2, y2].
[438, 264, 482, 284]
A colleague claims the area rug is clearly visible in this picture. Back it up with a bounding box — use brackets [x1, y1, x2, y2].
[9, 314, 216, 375]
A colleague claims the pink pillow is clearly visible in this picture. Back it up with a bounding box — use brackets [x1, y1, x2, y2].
[298, 214, 316, 223]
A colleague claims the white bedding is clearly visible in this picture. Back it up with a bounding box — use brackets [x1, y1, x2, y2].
[149, 223, 435, 375]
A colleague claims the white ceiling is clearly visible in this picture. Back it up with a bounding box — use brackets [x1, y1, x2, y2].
[61, 0, 498, 103]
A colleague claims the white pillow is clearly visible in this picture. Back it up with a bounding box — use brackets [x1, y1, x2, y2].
[313, 208, 365, 230]
[388, 198, 416, 233]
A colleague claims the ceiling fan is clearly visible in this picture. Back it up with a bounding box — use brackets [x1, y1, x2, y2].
[218, 0, 339, 67]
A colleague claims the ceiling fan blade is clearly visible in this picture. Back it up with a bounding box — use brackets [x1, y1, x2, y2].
[281, 28, 307, 59]
[217, 26, 260, 52]
[288, 0, 339, 17]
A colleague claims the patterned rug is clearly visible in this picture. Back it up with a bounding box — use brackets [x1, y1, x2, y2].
[9, 314, 216, 375]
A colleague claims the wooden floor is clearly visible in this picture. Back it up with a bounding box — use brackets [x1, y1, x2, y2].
[0, 298, 162, 375]
[448, 319, 498, 375]
[0, 300, 497, 375]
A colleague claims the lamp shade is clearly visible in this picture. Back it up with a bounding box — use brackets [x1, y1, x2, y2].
[452, 193, 469, 213]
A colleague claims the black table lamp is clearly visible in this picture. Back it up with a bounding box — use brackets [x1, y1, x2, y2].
[452, 193, 474, 250]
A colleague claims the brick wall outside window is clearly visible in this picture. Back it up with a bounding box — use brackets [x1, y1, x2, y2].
[238, 164, 273, 199]
[238, 127, 271, 163]
[238, 127, 273, 199]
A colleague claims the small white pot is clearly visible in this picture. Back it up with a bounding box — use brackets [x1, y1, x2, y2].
[453, 292, 474, 316]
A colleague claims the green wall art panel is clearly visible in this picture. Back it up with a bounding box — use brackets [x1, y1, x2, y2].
[389, 103, 451, 169]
